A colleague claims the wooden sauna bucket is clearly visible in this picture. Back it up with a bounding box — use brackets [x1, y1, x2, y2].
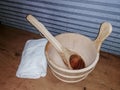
[45, 22, 112, 83]
[26, 15, 112, 83]
[45, 33, 99, 83]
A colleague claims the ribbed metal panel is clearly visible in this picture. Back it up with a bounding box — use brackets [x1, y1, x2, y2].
[0, 0, 120, 55]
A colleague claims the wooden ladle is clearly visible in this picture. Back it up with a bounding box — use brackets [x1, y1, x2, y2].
[26, 15, 85, 70]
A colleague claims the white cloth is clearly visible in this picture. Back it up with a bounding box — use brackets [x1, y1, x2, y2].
[16, 38, 48, 79]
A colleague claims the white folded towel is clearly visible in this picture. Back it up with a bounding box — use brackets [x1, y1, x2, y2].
[16, 38, 48, 79]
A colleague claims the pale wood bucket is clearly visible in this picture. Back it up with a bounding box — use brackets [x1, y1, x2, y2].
[45, 22, 112, 83]
[26, 16, 112, 83]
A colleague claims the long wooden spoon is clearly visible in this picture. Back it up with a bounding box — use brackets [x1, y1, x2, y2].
[26, 15, 85, 70]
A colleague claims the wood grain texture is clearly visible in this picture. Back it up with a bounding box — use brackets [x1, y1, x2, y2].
[0, 25, 120, 90]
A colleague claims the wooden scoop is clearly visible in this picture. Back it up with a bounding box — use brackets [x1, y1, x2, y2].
[26, 15, 85, 70]
[94, 22, 112, 52]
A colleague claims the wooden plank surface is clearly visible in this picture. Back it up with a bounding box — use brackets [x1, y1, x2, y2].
[0, 25, 120, 90]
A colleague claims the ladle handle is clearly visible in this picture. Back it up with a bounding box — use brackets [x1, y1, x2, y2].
[26, 15, 63, 53]
[94, 22, 112, 52]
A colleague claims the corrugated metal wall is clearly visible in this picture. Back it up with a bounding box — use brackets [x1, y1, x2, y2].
[0, 0, 120, 55]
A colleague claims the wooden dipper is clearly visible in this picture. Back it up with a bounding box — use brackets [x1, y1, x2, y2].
[26, 15, 85, 70]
